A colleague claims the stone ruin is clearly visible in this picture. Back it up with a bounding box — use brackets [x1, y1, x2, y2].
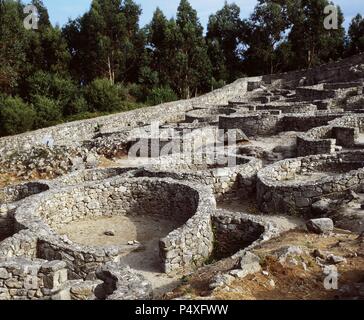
[1, 54, 364, 300]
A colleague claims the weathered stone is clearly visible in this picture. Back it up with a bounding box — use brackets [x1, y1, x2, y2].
[306, 218, 334, 234]
[0, 268, 10, 280]
[273, 246, 304, 263]
[326, 254, 347, 264]
[70, 281, 102, 300]
[229, 252, 262, 279]
[312, 198, 333, 215]
[5, 279, 23, 289]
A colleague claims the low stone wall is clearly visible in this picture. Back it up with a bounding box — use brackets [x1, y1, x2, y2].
[219, 113, 281, 136]
[257, 151, 364, 215]
[95, 263, 152, 300]
[185, 106, 238, 123]
[212, 211, 265, 259]
[296, 84, 360, 102]
[136, 153, 262, 201]
[0, 258, 152, 300]
[297, 114, 364, 156]
[264, 53, 364, 88]
[297, 126, 336, 156]
[0, 205, 16, 241]
[346, 94, 364, 111]
[0, 182, 49, 204]
[250, 102, 317, 114]
[278, 113, 340, 132]
[247, 81, 263, 91]
[323, 82, 363, 90]
[0, 258, 69, 300]
[296, 85, 337, 101]
[0, 75, 263, 155]
[210, 210, 280, 263]
[128, 126, 219, 158]
[219, 110, 348, 137]
[52, 167, 135, 187]
[0, 145, 100, 179]
[12, 176, 216, 276]
[85, 130, 131, 159]
[0, 230, 38, 259]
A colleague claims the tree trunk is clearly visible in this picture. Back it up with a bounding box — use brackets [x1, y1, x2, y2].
[107, 56, 115, 84]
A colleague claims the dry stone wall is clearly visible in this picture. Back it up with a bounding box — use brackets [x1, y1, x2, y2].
[137, 153, 262, 201]
[2, 53, 364, 299]
[10, 177, 216, 277]
[257, 151, 364, 215]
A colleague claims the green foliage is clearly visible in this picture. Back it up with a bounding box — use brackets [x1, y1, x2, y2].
[286, 0, 345, 69]
[127, 83, 148, 103]
[146, 87, 178, 106]
[0, 0, 362, 137]
[347, 14, 364, 55]
[63, 0, 144, 84]
[0, 96, 36, 136]
[207, 2, 243, 82]
[31, 95, 63, 128]
[64, 101, 145, 123]
[26, 71, 78, 115]
[84, 78, 127, 112]
[174, 0, 212, 98]
[210, 78, 226, 91]
[68, 96, 89, 115]
[0, 0, 29, 94]
[242, 0, 290, 75]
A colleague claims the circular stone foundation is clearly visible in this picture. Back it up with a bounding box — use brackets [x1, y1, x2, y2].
[52, 167, 136, 187]
[137, 152, 262, 201]
[0, 182, 49, 204]
[257, 150, 364, 215]
[185, 106, 238, 123]
[14, 176, 216, 278]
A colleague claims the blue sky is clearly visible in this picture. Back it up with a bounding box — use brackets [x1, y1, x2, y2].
[43, 0, 363, 30]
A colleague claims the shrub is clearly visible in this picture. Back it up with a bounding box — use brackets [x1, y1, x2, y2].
[0, 96, 36, 136]
[27, 71, 78, 115]
[127, 83, 148, 103]
[67, 95, 89, 115]
[31, 95, 63, 128]
[84, 78, 127, 112]
[146, 86, 178, 106]
[210, 78, 226, 90]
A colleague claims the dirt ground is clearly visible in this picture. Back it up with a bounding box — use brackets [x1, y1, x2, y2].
[57, 214, 185, 298]
[218, 199, 305, 233]
[57, 215, 177, 247]
[166, 229, 364, 300]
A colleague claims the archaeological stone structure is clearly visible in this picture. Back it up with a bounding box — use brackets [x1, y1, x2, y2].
[1, 53, 364, 300]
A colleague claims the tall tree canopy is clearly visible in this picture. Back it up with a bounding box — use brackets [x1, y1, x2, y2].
[0, 0, 29, 94]
[63, 0, 144, 84]
[347, 14, 364, 56]
[287, 0, 345, 69]
[1, 0, 363, 137]
[172, 0, 212, 98]
[145, 7, 174, 88]
[242, 0, 290, 75]
[206, 2, 243, 82]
